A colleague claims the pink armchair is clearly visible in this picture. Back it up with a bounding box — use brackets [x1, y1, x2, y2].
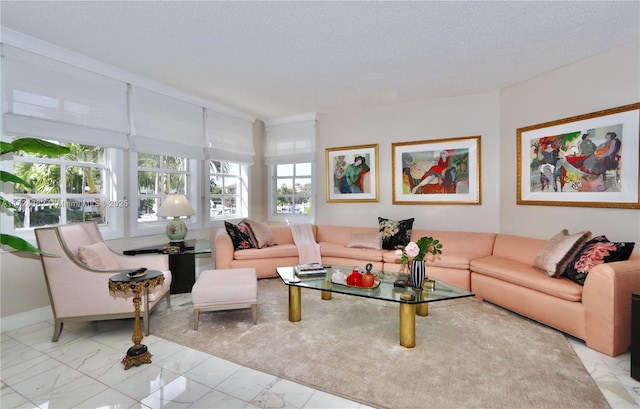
[35, 222, 172, 341]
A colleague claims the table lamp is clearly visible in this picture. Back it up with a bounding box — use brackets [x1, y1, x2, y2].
[156, 194, 196, 244]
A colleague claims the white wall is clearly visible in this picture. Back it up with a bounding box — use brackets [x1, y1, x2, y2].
[315, 92, 501, 232]
[499, 40, 640, 242]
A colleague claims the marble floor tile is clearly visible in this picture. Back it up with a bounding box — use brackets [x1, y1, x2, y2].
[1, 314, 639, 409]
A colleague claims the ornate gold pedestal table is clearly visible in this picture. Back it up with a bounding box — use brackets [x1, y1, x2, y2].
[109, 270, 165, 370]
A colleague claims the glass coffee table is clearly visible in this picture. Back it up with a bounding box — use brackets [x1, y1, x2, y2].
[276, 265, 474, 348]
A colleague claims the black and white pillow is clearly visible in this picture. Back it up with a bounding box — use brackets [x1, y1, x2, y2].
[378, 217, 414, 250]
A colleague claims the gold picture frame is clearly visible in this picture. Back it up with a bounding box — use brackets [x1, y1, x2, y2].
[517, 103, 640, 208]
[392, 136, 481, 205]
[326, 144, 379, 202]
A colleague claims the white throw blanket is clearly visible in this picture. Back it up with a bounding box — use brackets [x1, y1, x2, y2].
[289, 223, 322, 265]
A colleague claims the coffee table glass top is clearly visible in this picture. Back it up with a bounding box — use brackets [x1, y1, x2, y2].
[276, 265, 474, 305]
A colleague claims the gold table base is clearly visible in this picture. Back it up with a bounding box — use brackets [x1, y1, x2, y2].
[122, 349, 153, 370]
[287, 285, 427, 349]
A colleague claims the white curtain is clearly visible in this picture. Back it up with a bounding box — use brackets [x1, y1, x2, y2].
[130, 85, 206, 159]
[264, 118, 316, 165]
[205, 109, 255, 164]
[2, 44, 129, 148]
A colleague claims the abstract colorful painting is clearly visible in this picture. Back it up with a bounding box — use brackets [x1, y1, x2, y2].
[392, 136, 481, 204]
[517, 103, 640, 208]
[326, 144, 379, 202]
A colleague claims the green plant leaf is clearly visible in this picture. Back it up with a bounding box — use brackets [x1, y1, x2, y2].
[0, 170, 35, 190]
[10, 138, 70, 156]
[0, 233, 55, 256]
[0, 196, 17, 210]
[0, 141, 12, 154]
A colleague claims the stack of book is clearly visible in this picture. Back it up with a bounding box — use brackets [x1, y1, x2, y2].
[295, 262, 327, 277]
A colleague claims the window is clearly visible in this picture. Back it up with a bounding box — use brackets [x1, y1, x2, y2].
[208, 160, 249, 220]
[136, 153, 192, 223]
[270, 162, 314, 221]
[3, 138, 124, 239]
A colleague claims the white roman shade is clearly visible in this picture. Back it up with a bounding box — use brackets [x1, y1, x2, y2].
[2, 44, 129, 148]
[205, 109, 255, 164]
[130, 85, 206, 159]
[264, 117, 317, 165]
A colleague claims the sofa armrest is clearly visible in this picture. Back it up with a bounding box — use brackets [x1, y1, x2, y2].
[214, 227, 234, 269]
[582, 257, 640, 356]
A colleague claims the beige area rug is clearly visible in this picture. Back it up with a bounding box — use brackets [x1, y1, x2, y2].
[151, 278, 609, 409]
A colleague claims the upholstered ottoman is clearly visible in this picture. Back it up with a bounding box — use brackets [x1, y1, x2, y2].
[192, 268, 257, 330]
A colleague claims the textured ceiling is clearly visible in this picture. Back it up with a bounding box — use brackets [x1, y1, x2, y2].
[1, 1, 639, 120]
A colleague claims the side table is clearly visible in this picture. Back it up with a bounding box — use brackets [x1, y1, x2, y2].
[123, 239, 211, 294]
[109, 270, 165, 370]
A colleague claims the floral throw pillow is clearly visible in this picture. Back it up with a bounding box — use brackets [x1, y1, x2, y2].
[224, 221, 255, 250]
[378, 217, 415, 250]
[563, 235, 635, 285]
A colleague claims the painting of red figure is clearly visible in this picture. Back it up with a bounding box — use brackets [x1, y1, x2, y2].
[528, 123, 623, 193]
[402, 148, 470, 195]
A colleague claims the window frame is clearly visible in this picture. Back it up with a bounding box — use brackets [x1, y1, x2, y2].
[268, 161, 315, 224]
[128, 151, 200, 238]
[1, 138, 125, 245]
[204, 159, 250, 227]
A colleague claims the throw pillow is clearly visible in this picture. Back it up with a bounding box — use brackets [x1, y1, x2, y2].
[564, 235, 635, 285]
[533, 229, 591, 278]
[346, 232, 382, 250]
[78, 242, 120, 270]
[378, 217, 415, 250]
[224, 221, 255, 250]
[242, 219, 276, 249]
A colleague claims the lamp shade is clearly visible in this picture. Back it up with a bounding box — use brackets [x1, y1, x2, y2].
[156, 194, 196, 218]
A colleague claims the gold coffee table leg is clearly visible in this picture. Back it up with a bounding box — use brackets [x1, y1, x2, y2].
[399, 303, 416, 348]
[289, 286, 301, 322]
[416, 303, 429, 317]
[321, 290, 332, 300]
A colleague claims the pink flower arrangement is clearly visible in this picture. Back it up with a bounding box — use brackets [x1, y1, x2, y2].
[395, 236, 443, 266]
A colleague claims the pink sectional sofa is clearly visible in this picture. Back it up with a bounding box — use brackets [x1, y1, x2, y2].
[213, 224, 640, 356]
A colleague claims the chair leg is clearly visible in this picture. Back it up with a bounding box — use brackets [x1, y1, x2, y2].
[194, 309, 200, 330]
[252, 304, 257, 324]
[52, 319, 63, 342]
[165, 291, 171, 309]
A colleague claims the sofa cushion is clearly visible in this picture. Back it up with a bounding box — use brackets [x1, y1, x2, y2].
[378, 217, 414, 250]
[472, 255, 583, 302]
[564, 235, 635, 285]
[78, 242, 120, 270]
[233, 244, 299, 260]
[533, 229, 591, 278]
[346, 232, 382, 250]
[224, 221, 255, 250]
[320, 242, 384, 262]
[382, 250, 475, 270]
[242, 219, 276, 249]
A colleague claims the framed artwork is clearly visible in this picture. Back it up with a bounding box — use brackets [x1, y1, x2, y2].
[517, 103, 640, 209]
[326, 144, 379, 202]
[392, 136, 481, 205]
